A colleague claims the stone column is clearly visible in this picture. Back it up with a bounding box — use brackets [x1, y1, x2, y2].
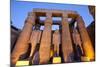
[76, 16, 94, 61]
[39, 12, 52, 64]
[61, 13, 73, 62]
[53, 30, 60, 56]
[11, 12, 35, 64]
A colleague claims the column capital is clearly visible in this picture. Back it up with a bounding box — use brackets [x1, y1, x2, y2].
[62, 12, 68, 21]
[25, 12, 36, 25]
[62, 12, 68, 18]
[76, 15, 85, 27]
[45, 12, 52, 25]
[62, 13, 68, 25]
[76, 15, 83, 21]
[46, 12, 52, 19]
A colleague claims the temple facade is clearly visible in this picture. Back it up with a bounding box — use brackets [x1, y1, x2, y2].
[11, 9, 95, 65]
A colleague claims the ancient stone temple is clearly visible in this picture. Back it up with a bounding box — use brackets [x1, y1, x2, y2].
[11, 9, 95, 65]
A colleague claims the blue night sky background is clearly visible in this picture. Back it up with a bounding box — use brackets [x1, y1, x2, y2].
[11, 0, 94, 30]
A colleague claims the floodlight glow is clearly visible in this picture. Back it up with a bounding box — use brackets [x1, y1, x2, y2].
[16, 60, 29, 66]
